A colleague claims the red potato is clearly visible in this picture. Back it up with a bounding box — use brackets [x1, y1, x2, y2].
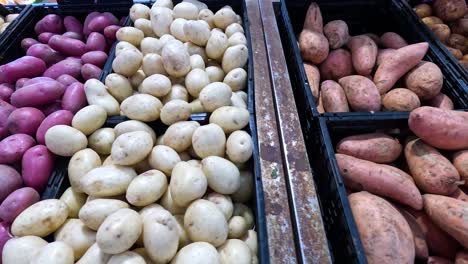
[0, 221, 12, 258]
[405, 137, 461, 195]
[0, 165, 22, 203]
[303, 3, 323, 33]
[0, 100, 16, 140]
[64, 16, 83, 33]
[456, 251, 468, 264]
[36, 110, 74, 145]
[0, 84, 13, 101]
[405, 61, 443, 100]
[15, 78, 29, 89]
[62, 31, 84, 41]
[320, 80, 349, 112]
[43, 58, 82, 79]
[81, 51, 108, 67]
[449, 188, 468, 202]
[374, 42, 429, 94]
[34, 14, 64, 35]
[22, 77, 55, 87]
[323, 20, 349, 49]
[299, 29, 329, 64]
[336, 133, 402, 163]
[7, 107, 45, 136]
[337, 154, 423, 209]
[26, 43, 66, 66]
[338, 75, 381, 112]
[81, 64, 102, 81]
[0, 187, 40, 223]
[398, 208, 429, 260]
[304, 62, 320, 99]
[88, 12, 119, 33]
[56, 74, 79, 87]
[428, 93, 454, 110]
[319, 49, 353, 81]
[428, 256, 455, 264]
[10, 81, 65, 107]
[21, 38, 39, 51]
[424, 194, 468, 248]
[38, 32, 58, 44]
[22, 145, 54, 193]
[454, 150, 468, 187]
[0, 134, 35, 164]
[40, 101, 62, 116]
[48, 35, 87, 56]
[347, 35, 378, 77]
[104, 25, 121, 41]
[83, 11, 101, 35]
[433, 0, 467, 22]
[61, 83, 87, 114]
[86, 32, 107, 52]
[380, 32, 408, 49]
[409, 107, 468, 150]
[0, 56, 47, 84]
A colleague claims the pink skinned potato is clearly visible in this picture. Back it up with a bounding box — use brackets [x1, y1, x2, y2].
[104, 25, 121, 41]
[299, 29, 329, 64]
[34, 14, 64, 35]
[61, 83, 87, 114]
[0, 222, 13, 257]
[7, 107, 45, 136]
[38, 32, 58, 44]
[81, 51, 108, 67]
[83, 12, 100, 35]
[0, 84, 13, 101]
[27, 43, 66, 66]
[86, 32, 107, 52]
[56, 74, 79, 87]
[43, 58, 82, 79]
[0, 165, 22, 203]
[0, 56, 47, 84]
[87, 12, 119, 33]
[15, 78, 29, 89]
[21, 38, 39, 51]
[48, 35, 87, 56]
[36, 110, 73, 145]
[81, 64, 102, 81]
[10, 81, 65, 107]
[0, 187, 40, 223]
[0, 100, 16, 140]
[39, 101, 62, 116]
[62, 31, 84, 41]
[21, 77, 56, 89]
[0, 134, 35, 164]
[64, 16, 83, 33]
[22, 145, 54, 193]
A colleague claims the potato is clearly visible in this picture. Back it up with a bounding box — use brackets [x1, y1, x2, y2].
[206, 66, 226, 82]
[121, 94, 163, 122]
[223, 68, 247, 92]
[60, 187, 87, 218]
[185, 68, 210, 98]
[72, 105, 107, 135]
[172, 242, 220, 264]
[148, 145, 181, 176]
[320, 80, 349, 112]
[108, 251, 145, 264]
[126, 170, 168, 206]
[116, 41, 139, 56]
[170, 18, 189, 42]
[190, 54, 205, 70]
[456, 251, 468, 264]
[241, 230, 258, 255]
[414, 4, 432, 18]
[218, 239, 252, 264]
[185, 42, 208, 62]
[164, 121, 200, 152]
[84, 79, 120, 116]
[382, 88, 421, 112]
[150, 7, 173, 37]
[451, 18, 468, 35]
[447, 46, 463, 59]
[430, 92, 454, 109]
[225, 23, 244, 38]
[214, 7, 237, 30]
[89, 128, 115, 155]
[0, 187, 40, 224]
[323, 20, 349, 49]
[140, 37, 162, 55]
[405, 61, 443, 100]
[161, 39, 191, 77]
[380, 32, 408, 49]
[184, 20, 210, 46]
[222, 44, 248, 73]
[163, 84, 189, 103]
[303, 62, 320, 99]
[114, 120, 157, 145]
[226, 130, 253, 163]
[228, 216, 248, 239]
[105, 73, 133, 102]
[31, 241, 74, 264]
[111, 131, 153, 166]
[202, 156, 240, 194]
[79, 199, 129, 231]
[160, 99, 191, 125]
[134, 18, 155, 38]
[0, 165, 22, 203]
[206, 30, 229, 60]
[160, 188, 187, 214]
[231, 92, 247, 109]
[130, 4, 150, 21]
[192, 124, 226, 158]
[54, 219, 96, 260]
[113, 49, 143, 78]
[299, 30, 329, 64]
[139, 74, 172, 98]
[209, 106, 249, 134]
[2, 236, 47, 264]
[173, 2, 198, 20]
[170, 162, 207, 206]
[347, 35, 377, 76]
[132, 248, 155, 263]
[45, 125, 87, 156]
[228, 32, 247, 47]
[81, 165, 137, 197]
[153, 0, 173, 9]
[199, 9, 215, 28]
[429, 23, 451, 43]
[433, 0, 467, 22]
[320, 48, 353, 81]
[204, 193, 233, 221]
[198, 82, 232, 112]
[68, 149, 101, 193]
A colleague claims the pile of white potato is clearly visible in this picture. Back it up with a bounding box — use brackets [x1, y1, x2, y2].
[2, 1, 259, 263]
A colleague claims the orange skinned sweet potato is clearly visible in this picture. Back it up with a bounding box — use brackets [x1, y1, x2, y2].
[428, 256, 455, 264]
[338, 75, 381, 112]
[347, 35, 378, 76]
[336, 154, 423, 209]
[405, 137, 461, 195]
[453, 150, 468, 186]
[348, 191, 415, 264]
[303, 3, 323, 34]
[424, 194, 468, 248]
[336, 133, 402, 163]
[405, 61, 443, 100]
[409, 107, 468, 150]
[303, 62, 320, 100]
[382, 88, 421, 112]
[320, 80, 349, 112]
[456, 250, 468, 264]
[319, 49, 353, 81]
[380, 32, 408, 49]
[397, 207, 429, 260]
[299, 30, 329, 64]
[374, 42, 429, 95]
[428, 93, 454, 110]
[376, 49, 397, 66]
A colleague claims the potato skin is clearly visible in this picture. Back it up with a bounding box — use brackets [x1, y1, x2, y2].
[347, 35, 377, 76]
[456, 251, 468, 264]
[348, 191, 415, 264]
[338, 75, 381, 112]
[414, 4, 433, 18]
[303, 3, 323, 33]
[433, 0, 467, 22]
[423, 16, 444, 26]
[429, 24, 451, 43]
[323, 20, 349, 49]
[319, 49, 353, 81]
[397, 208, 429, 260]
[380, 32, 408, 49]
[382, 88, 421, 112]
[299, 29, 329, 64]
[405, 61, 443, 100]
[320, 80, 349, 112]
[453, 150, 468, 187]
[303, 62, 320, 99]
[428, 93, 454, 110]
[336, 133, 402, 163]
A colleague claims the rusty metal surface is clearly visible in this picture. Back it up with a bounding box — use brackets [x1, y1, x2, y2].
[245, 0, 298, 263]
[258, 0, 332, 263]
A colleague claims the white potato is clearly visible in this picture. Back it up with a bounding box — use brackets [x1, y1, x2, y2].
[84, 79, 120, 116]
[206, 30, 228, 60]
[31, 241, 74, 264]
[2, 236, 47, 264]
[150, 6, 173, 37]
[224, 68, 247, 91]
[129, 70, 146, 89]
[199, 82, 232, 112]
[135, 18, 156, 38]
[185, 42, 208, 62]
[228, 216, 248, 238]
[192, 124, 226, 158]
[206, 192, 234, 220]
[117, 27, 144, 46]
[198, 9, 215, 28]
[5, 14, 18, 23]
[206, 66, 225, 83]
[54, 219, 96, 260]
[0, 22, 9, 34]
[148, 145, 181, 175]
[173, 2, 198, 19]
[60, 187, 87, 218]
[160, 188, 187, 214]
[130, 4, 150, 21]
[153, 0, 173, 9]
[132, 248, 155, 264]
[68, 149, 101, 193]
[242, 230, 258, 256]
[210, 106, 249, 133]
[236, 14, 242, 24]
[218, 239, 252, 264]
[231, 170, 254, 203]
[79, 199, 129, 231]
[170, 18, 189, 42]
[183, 0, 207, 10]
[142, 53, 167, 76]
[97, 208, 142, 254]
[231, 92, 247, 109]
[226, 130, 253, 163]
[170, 162, 207, 206]
[184, 199, 228, 246]
[214, 8, 237, 30]
[140, 37, 162, 55]
[174, 215, 190, 249]
[115, 41, 139, 56]
[225, 23, 244, 37]
[76, 243, 111, 264]
[121, 94, 163, 122]
[162, 39, 191, 77]
[89, 128, 115, 155]
[139, 74, 172, 97]
[163, 84, 189, 103]
[80, 165, 137, 197]
[202, 156, 240, 194]
[105, 73, 133, 102]
[236, 90, 248, 103]
[171, 242, 220, 264]
[113, 49, 143, 77]
[45, 125, 87, 156]
[228, 32, 247, 47]
[190, 54, 205, 70]
[222, 44, 248, 73]
[111, 131, 153, 165]
[114, 120, 157, 145]
[184, 20, 210, 46]
[186, 159, 202, 167]
[163, 121, 200, 152]
[72, 105, 107, 135]
[185, 68, 210, 98]
[126, 170, 168, 206]
[108, 251, 146, 264]
[233, 203, 254, 229]
[160, 99, 191, 125]
[190, 99, 205, 113]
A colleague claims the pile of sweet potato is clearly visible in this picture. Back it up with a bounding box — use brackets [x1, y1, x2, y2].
[299, 3, 452, 113]
[413, 0, 468, 69]
[335, 106, 468, 263]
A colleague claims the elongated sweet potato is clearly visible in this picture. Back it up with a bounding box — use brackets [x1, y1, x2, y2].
[303, 3, 323, 33]
[382, 88, 421, 112]
[456, 251, 468, 264]
[397, 208, 429, 260]
[454, 150, 468, 187]
[347, 35, 377, 76]
[303, 62, 320, 99]
[405, 61, 443, 100]
[336, 154, 422, 209]
[409, 107, 468, 150]
[319, 49, 353, 81]
[338, 75, 381, 112]
[320, 80, 349, 112]
[374, 42, 429, 95]
[405, 137, 461, 195]
[428, 93, 454, 110]
[348, 191, 415, 264]
[299, 30, 329, 64]
[336, 133, 402, 163]
[380, 32, 408, 49]
[376, 49, 397, 66]
[323, 20, 349, 49]
[428, 256, 455, 264]
[424, 194, 468, 248]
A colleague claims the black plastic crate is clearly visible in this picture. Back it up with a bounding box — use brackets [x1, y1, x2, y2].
[276, 0, 468, 118]
[0, 4, 29, 43]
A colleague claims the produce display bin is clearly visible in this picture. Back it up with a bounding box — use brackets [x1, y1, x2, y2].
[0, 4, 29, 47]
[276, 0, 468, 118]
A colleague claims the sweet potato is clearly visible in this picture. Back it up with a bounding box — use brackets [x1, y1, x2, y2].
[0, 134, 35, 164]
[22, 145, 54, 193]
[347, 35, 377, 76]
[348, 191, 415, 264]
[43, 58, 82, 79]
[10, 81, 65, 107]
[453, 150, 468, 187]
[0, 187, 40, 223]
[364, 33, 380, 44]
[64, 16, 83, 33]
[380, 32, 408, 49]
[374, 42, 429, 95]
[382, 88, 421, 112]
[81, 64, 102, 81]
[448, 47, 464, 59]
[319, 49, 353, 81]
[317, 92, 325, 114]
[7, 107, 45, 136]
[338, 75, 381, 112]
[48, 35, 87, 56]
[0, 165, 22, 203]
[26, 44, 66, 66]
[405, 61, 443, 100]
[320, 80, 349, 112]
[428, 256, 455, 264]
[424, 194, 468, 248]
[336, 133, 402, 163]
[0, 56, 47, 84]
[61, 83, 87, 114]
[456, 251, 468, 264]
[449, 188, 468, 202]
[337, 154, 422, 209]
[323, 20, 349, 49]
[303, 62, 320, 99]
[34, 14, 64, 35]
[56, 75, 79, 87]
[21, 38, 39, 51]
[433, 0, 467, 22]
[414, 3, 433, 18]
[38, 32, 58, 44]
[397, 208, 429, 260]
[81, 51, 108, 68]
[429, 24, 451, 43]
[376, 49, 397, 66]
[36, 110, 74, 145]
[0, 84, 13, 101]
[405, 137, 461, 194]
[299, 29, 329, 64]
[423, 16, 444, 26]
[303, 3, 323, 33]
[428, 93, 454, 110]
[86, 32, 107, 52]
